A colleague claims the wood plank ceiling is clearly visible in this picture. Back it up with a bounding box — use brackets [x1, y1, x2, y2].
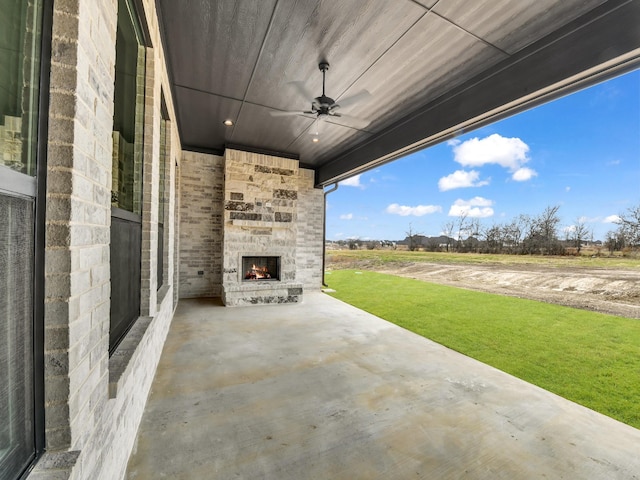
[156, 0, 640, 185]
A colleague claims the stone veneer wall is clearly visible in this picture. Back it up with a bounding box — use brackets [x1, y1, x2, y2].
[296, 168, 324, 291]
[32, 0, 180, 478]
[222, 149, 323, 306]
[178, 151, 224, 298]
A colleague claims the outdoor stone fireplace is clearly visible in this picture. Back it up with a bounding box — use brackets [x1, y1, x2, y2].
[221, 149, 308, 306]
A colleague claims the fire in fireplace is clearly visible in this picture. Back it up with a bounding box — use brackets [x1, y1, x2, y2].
[242, 256, 280, 281]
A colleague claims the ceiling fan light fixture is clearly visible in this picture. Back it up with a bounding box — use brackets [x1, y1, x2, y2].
[223, 119, 234, 126]
[312, 137, 319, 143]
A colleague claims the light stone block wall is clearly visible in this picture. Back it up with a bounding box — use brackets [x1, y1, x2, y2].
[222, 149, 301, 306]
[173, 158, 181, 307]
[43, 0, 117, 454]
[222, 149, 327, 306]
[296, 168, 324, 291]
[140, 50, 158, 316]
[159, 119, 177, 307]
[31, 0, 181, 478]
[178, 151, 224, 298]
[222, 150, 299, 280]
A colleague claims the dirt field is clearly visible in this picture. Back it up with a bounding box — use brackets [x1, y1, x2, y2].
[326, 257, 640, 319]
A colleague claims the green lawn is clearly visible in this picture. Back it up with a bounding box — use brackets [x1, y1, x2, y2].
[325, 270, 640, 429]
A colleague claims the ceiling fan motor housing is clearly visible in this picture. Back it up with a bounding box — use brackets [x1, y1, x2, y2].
[314, 95, 336, 113]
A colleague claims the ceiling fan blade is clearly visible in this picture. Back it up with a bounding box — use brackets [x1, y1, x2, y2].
[269, 110, 307, 117]
[334, 90, 371, 110]
[288, 81, 314, 102]
[330, 113, 370, 130]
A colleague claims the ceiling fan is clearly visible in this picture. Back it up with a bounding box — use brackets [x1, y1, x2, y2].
[269, 62, 371, 134]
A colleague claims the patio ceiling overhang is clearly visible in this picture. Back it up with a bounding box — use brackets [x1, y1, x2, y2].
[156, 0, 640, 187]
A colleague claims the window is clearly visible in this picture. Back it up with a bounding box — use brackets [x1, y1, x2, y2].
[111, 0, 145, 215]
[0, 197, 35, 480]
[157, 100, 168, 290]
[0, 0, 46, 478]
[110, 0, 146, 353]
[0, 1, 41, 177]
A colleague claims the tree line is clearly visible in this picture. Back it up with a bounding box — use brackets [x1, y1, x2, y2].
[401, 204, 640, 256]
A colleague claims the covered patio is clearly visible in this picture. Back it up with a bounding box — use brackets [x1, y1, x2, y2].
[125, 293, 640, 479]
[8, 1, 638, 478]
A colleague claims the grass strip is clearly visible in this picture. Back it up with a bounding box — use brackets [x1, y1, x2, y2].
[327, 249, 640, 269]
[325, 269, 640, 429]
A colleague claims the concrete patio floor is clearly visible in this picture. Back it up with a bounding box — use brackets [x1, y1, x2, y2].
[125, 293, 640, 479]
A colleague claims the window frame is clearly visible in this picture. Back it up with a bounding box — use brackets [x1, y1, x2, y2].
[109, 0, 148, 355]
[157, 96, 169, 291]
[0, 0, 52, 478]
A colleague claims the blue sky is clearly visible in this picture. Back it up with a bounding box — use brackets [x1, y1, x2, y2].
[326, 69, 640, 242]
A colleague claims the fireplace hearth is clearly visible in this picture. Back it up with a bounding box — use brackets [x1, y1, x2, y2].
[242, 256, 280, 281]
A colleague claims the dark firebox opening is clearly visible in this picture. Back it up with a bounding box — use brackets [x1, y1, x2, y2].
[242, 256, 280, 281]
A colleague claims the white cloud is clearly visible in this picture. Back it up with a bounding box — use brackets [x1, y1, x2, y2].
[606, 159, 621, 166]
[386, 203, 442, 217]
[438, 170, 490, 191]
[465, 196, 493, 207]
[449, 206, 494, 218]
[339, 174, 363, 188]
[452, 133, 530, 171]
[604, 215, 621, 223]
[565, 186, 571, 192]
[339, 213, 353, 220]
[512, 167, 538, 182]
[448, 197, 495, 218]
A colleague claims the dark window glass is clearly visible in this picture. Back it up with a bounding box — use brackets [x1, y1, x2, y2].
[111, 0, 145, 214]
[0, 196, 35, 480]
[110, 0, 145, 353]
[0, 0, 42, 176]
[109, 215, 142, 350]
[157, 114, 167, 289]
[0, 0, 44, 478]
